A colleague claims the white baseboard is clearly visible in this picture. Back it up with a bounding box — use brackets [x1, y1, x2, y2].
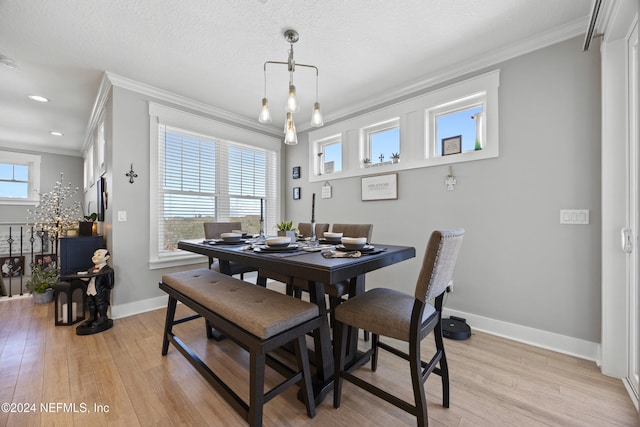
[443, 308, 600, 363]
[111, 295, 168, 319]
[108, 292, 600, 363]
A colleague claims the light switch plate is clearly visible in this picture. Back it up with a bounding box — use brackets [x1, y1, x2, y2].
[560, 209, 589, 225]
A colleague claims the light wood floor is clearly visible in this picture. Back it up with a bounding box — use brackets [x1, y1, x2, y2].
[0, 295, 638, 427]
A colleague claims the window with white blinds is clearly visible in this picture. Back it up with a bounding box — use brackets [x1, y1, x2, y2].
[156, 124, 278, 257]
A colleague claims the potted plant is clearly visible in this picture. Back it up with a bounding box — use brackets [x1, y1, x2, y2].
[79, 212, 97, 236]
[276, 220, 298, 242]
[391, 153, 400, 163]
[27, 264, 59, 304]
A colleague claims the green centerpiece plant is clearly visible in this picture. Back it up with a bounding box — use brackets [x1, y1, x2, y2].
[276, 220, 298, 241]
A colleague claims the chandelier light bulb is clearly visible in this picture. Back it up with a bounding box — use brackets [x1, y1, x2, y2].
[284, 112, 298, 145]
[286, 84, 299, 112]
[258, 98, 272, 123]
[310, 102, 323, 127]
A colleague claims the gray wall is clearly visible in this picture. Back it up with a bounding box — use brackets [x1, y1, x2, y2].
[285, 36, 602, 343]
[6, 35, 600, 346]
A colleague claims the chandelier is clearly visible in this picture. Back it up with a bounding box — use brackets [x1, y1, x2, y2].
[259, 29, 324, 145]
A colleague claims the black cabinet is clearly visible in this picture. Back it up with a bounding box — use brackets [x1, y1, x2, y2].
[59, 236, 105, 276]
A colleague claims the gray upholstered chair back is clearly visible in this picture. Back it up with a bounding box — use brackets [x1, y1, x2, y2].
[298, 223, 330, 238]
[203, 222, 242, 239]
[414, 229, 464, 303]
[330, 224, 373, 241]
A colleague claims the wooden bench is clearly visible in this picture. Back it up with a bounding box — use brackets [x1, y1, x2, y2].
[160, 268, 323, 426]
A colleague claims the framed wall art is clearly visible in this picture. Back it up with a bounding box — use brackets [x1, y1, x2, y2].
[361, 173, 398, 201]
[292, 166, 301, 179]
[442, 135, 462, 156]
[293, 187, 301, 200]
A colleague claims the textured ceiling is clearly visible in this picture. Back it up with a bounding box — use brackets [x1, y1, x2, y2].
[0, 0, 592, 155]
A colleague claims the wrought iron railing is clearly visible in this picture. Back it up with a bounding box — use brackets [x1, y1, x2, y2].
[0, 223, 58, 298]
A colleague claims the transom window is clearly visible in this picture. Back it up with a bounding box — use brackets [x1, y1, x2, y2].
[431, 100, 484, 157]
[363, 119, 400, 166]
[0, 151, 41, 205]
[308, 70, 499, 182]
[317, 135, 342, 175]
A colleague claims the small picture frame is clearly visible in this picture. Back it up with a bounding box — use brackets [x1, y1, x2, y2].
[292, 166, 301, 179]
[442, 135, 462, 156]
[1, 255, 25, 277]
[293, 187, 301, 200]
[34, 254, 57, 270]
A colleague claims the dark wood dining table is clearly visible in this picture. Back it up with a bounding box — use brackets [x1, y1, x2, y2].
[177, 238, 416, 402]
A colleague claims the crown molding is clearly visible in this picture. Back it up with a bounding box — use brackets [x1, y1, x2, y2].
[0, 141, 82, 158]
[299, 16, 590, 132]
[82, 16, 592, 142]
[104, 72, 282, 139]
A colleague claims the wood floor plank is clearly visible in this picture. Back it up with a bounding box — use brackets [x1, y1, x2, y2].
[0, 297, 637, 427]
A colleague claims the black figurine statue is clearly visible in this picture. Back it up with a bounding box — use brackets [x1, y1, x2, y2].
[76, 249, 114, 335]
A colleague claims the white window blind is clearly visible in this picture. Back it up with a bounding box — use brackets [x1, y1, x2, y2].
[157, 124, 277, 255]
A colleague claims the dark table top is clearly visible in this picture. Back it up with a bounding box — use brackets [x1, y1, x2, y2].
[178, 239, 416, 285]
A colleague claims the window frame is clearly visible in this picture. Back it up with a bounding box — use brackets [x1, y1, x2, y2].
[429, 97, 485, 157]
[308, 70, 499, 182]
[148, 103, 281, 269]
[315, 134, 343, 176]
[361, 118, 400, 166]
[0, 151, 41, 205]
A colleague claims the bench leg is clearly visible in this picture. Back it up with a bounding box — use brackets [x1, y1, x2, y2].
[162, 295, 177, 356]
[248, 351, 266, 427]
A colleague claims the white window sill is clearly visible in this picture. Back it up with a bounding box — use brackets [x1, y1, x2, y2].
[148, 251, 208, 270]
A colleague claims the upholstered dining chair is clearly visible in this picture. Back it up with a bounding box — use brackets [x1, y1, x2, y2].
[327, 223, 374, 339]
[203, 222, 256, 280]
[330, 223, 373, 241]
[333, 228, 464, 427]
[297, 223, 329, 239]
[291, 223, 373, 300]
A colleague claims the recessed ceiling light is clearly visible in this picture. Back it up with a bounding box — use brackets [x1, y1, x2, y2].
[29, 95, 49, 102]
[50, 131, 63, 136]
[0, 54, 17, 69]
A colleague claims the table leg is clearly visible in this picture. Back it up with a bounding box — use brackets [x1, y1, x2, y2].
[306, 280, 334, 404]
[344, 275, 366, 362]
[307, 280, 334, 381]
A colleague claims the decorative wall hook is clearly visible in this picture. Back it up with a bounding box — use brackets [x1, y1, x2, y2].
[126, 163, 138, 184]
[445, 166, 457, 191]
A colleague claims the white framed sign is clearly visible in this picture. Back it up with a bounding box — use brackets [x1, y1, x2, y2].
[322, 181, 332, 199]
[361, 173, 398, 201]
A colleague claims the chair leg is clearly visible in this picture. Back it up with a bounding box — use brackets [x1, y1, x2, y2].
[434, 321, 450, 408]
[409, 335, 428, 427]
[371, 333, 379, 371]
[333, 321, 349, 409]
